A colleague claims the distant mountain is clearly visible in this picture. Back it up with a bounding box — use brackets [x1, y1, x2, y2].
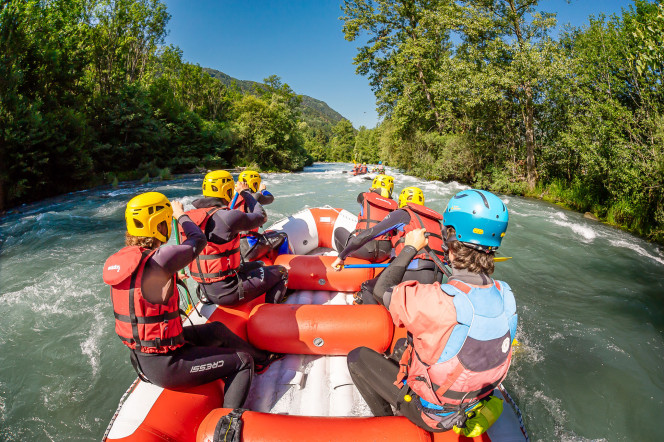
[203, 68, 347, 127]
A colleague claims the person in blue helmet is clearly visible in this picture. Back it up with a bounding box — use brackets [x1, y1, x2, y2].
[347, 189, 517, 435]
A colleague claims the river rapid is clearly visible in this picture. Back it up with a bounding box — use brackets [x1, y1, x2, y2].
[0, 162, 662, 441]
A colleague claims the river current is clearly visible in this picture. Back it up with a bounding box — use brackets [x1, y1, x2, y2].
[0, 163, 662, 441]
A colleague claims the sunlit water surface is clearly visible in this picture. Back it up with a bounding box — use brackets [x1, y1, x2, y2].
[0, 163, 662, 441]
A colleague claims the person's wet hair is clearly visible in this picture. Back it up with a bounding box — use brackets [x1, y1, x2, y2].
[446, 227, 495, 275]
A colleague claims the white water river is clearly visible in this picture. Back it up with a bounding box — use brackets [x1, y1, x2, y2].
[0, 163, 662, 441]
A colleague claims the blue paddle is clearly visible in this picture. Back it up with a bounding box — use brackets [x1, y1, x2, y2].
[343, 262, 419, 270]
[229, 192, 239, 208]
[343, 256, 511, 268]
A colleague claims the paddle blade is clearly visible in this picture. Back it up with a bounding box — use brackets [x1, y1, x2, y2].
[494, 256, 512, 262]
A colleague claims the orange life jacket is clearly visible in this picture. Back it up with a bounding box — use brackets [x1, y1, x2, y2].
[180, 207, 241, 283]
[390, 203, 446, 262]
[393, 279, 516, 427]
[354, 192, 397, 240]
[103, 247, 184, 354]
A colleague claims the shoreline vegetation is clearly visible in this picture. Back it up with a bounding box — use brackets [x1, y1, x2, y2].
[1, 0, 663, 245]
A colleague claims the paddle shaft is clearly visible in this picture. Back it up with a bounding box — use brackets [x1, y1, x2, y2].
[229, 191, 239, 208]
[344, 256, 512, 268]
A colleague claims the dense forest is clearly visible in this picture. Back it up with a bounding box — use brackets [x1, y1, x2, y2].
[0, 0, 355, 211]
[2, 0, 663, 244]
[342, 0, 664, 243]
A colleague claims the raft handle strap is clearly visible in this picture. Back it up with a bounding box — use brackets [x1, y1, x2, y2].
[213, 408, 247, 442]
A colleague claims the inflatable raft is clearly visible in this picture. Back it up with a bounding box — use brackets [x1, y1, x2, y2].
[102, 207, 529, 442]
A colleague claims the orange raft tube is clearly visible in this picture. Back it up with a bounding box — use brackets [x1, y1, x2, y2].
[103, 207, 528, 442]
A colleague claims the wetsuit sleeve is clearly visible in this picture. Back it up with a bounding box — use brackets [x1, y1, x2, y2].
[255, 190, 274, 205]
[150, 214, 207, 274]
[208, 192, 267, 241]
[338, 209, 411, 261]
[373, 245, 418, 307]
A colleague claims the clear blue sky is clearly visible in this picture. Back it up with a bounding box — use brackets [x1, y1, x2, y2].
[162, 0, 635, 130]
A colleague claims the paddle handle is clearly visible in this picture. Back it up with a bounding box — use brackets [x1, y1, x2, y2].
[230, 192, 239, 208]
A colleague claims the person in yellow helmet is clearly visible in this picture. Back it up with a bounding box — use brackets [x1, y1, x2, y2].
[233, 170, 287, 262]
[103, 192, 270, 402]
[179, 170, 289, 310]
[333, 174, 397, 263]
[332, 186, 447, 305]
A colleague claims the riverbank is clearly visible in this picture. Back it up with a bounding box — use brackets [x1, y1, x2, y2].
[374, 160, 664, 247]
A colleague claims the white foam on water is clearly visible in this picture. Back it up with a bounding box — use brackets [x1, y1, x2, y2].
[532, 390, 567, 429]
[605, 343, 627, 355]
[106, 188, 139, 197]
[608, 239, 664, 266]
[514, 326, 544, 364]
[550, 218, 597, 242]
[92, 202, 124, 218]
[174, 195, 199, 210]
[80, 312, 105, 377]
[280, 192, 315, 198]
[0, 391, 5, 421]
[550, 332, 564, 341]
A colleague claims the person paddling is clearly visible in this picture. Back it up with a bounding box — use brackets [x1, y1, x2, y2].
[181, 170, 288, 306]
[333, 174, 397, 263]
[347, 189, 517, 435]
[233, 170, 288, 262]
[332, 186, 447, 305]
[102, 192, 270, 405]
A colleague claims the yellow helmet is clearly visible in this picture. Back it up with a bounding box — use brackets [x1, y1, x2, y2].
[202, 170, 234, 201]
[371, 174, 394, 198]
[125, 192, 173, 242]
[238, 170, 261, 192]
[398, 187, 425, 208]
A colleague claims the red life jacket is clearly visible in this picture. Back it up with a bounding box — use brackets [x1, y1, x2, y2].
[390, 203, 446, 262]
[354, 192, 397, 240]
[394, 279, 516, 427]
[103, 247, 184, 354]
[180, 207, 241, 283]
[232, 194, 259, 234]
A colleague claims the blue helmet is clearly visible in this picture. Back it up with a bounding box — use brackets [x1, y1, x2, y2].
[443, 189, 508, 251]
[378, 161, 382, 165]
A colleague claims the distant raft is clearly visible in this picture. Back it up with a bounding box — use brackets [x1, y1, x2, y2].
[103, 206, 528, 442]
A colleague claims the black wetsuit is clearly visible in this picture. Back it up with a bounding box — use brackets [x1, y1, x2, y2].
[238, 190, 288, 261]
[333, 191, 394, 262]
[132, 215, 267, 407]
[191, 193, 288, 306]
[337, 208, 444, 304]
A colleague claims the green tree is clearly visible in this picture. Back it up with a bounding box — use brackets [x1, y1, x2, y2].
[328, 119, 356, 161]
[0, 0, 93, 209]
[342, 0, 455, 134]
[232, 77, 311, 171]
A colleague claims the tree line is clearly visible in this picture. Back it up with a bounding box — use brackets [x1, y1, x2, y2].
[3, 0, 663, 244]
[337, 0, 664, 244]
[1, 0, 355, 211]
